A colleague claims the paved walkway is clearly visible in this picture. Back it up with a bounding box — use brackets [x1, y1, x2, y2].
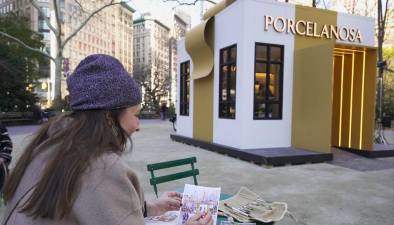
[2, 121, 394, 225]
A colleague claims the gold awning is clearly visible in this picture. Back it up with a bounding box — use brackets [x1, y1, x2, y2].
[185, 20, 214, 80]
[185, 0, 236, 80]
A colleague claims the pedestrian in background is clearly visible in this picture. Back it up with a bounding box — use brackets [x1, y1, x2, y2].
[1, 54, 213, 225]
[160, 102, 168, 120]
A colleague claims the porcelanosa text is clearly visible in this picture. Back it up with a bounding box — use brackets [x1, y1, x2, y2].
[264, 15, 362, 43]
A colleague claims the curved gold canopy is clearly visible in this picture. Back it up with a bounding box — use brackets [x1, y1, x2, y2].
[185, 0, 236, 80]
[185, 20, 214, 80]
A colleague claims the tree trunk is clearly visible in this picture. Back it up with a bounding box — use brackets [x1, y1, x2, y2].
[378, 35, 384, 121]
[377, 0, 385, 121]
[53, 54, 63, 110]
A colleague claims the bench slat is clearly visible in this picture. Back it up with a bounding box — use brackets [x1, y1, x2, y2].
[150, 169, 199, 185]
[147, 157, 197, 171]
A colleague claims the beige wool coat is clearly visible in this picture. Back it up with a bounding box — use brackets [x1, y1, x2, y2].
[1, 148, 146, 225]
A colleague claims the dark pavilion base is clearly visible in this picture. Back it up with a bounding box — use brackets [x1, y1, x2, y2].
[338, 144, 394, 158]
[170, 134, 333, 166]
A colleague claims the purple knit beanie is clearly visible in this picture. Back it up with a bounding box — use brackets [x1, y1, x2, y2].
[67, 54, 141, 111]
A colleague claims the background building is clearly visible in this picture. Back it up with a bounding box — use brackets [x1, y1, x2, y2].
[62, 1, 135, 98]
[0, 0, 15, 14]
[169, 11, 191, 104]
[1, 0, 135, 107]
[133, 13, 171, 109]
[133, 10, 190, 110]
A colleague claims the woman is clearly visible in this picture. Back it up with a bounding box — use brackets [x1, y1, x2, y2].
[2, 54, 213, 225]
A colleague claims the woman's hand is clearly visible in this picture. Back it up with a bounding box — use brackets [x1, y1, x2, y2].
[185, 212, 214, 225]
[146, 191, 182, 216]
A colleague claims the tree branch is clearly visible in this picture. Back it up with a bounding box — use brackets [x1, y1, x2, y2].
[385, 67, 394, 73]
[53, 0, 62, 36]
[29, 0, 59, 36]
[163, 0, 217, 6]
[0, 31, 55, 62]
[61, 0, 125, 49]
[382, 0, 389, 31]
[74, 0, 88, 14]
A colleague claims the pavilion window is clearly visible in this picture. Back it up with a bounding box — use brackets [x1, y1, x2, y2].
[219, 44, 237, 119]
[180, 61, 190, 116]
[254, 43, 284, 120]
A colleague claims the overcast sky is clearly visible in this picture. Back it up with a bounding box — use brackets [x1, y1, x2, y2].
[129, 0, 220, 28]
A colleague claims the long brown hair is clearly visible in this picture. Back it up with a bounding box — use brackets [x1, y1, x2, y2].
[3, 109, 130, 219]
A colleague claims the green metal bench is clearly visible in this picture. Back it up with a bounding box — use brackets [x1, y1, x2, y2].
[147, 157, 199, 197]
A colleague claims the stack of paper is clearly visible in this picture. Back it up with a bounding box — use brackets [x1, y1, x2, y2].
[218, 187, 287, 223]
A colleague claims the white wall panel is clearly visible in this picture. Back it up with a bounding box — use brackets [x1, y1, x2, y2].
[239, 0, 295, 148]
[213, 0, 245, 148]
[336, 13, 375, 47]
[176, 39, 193, 138]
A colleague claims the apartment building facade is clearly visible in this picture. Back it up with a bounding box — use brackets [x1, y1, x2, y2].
[0, 0, 15, 14]
[62, 1, 135, 98]
[133, 13, 170, 107]
[133, 11, 190, 109]
[169, 11, 190, 104]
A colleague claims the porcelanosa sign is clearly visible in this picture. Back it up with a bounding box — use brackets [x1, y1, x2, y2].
[264, 15, 362, 43]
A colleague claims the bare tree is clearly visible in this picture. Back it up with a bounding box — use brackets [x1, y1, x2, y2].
[133, 57, 171, 113]
[0, 0, 127, 110]
[362, 0, 378, 17]
[377, 0, 391, 121]
[162, 0, 217, 17]
[339, 0, 378, 17]
[163, 0, 217, 5]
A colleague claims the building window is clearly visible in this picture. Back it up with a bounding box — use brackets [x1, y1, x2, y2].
[254, 43, 284, 120]
[219, 44, 237, 119]
[180, 61, 190, 116]
[38, 19, 49, 31]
